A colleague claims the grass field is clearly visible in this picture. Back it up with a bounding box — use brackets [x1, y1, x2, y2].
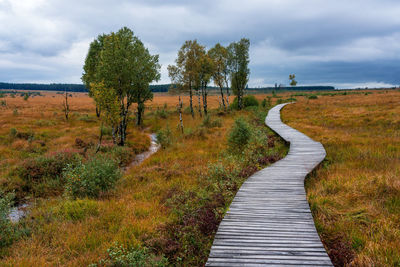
[282, 90, 400, 266]
[0, 91, 287, 266]
[1, 89, 398, 266]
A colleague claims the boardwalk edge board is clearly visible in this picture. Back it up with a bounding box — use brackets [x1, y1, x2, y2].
[206, 103, 332, 266]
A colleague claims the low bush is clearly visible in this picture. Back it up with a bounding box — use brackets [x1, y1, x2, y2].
[156, 126, 173, 149]
[64, 156, 121, 198]
[308, 95, 318, 99]
[230, 95, 259, 110]
[0, 100, 6, 107]
[18, 150, 81, 185]
[228, 117, 251, 152]
[90, 243, 168, 267]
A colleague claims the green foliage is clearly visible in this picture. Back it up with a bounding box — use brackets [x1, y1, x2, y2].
[91, 243, 168, 267]
[64, 156, 121, 198]
[228, 117, 251, 152]
[289, 74, 297, 86]
[54, 199, 99, 221]
[156, 126, 173, 149]
[13, 109, 18, 116]
[0, 100, 6, 106]
[23, 93, 29, 101]
[230, 95, 259, 110]
[82, 27, 161, 143]
[228, 38, 250, 110]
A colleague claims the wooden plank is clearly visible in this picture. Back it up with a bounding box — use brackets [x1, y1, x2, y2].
[206, 103, 332, 266]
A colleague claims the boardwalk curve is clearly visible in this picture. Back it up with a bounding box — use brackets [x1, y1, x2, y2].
[206, 103, 332, 266]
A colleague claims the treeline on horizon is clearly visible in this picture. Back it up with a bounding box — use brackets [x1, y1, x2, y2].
[0, 82, 171, 93]
[0, 82, 335, 93]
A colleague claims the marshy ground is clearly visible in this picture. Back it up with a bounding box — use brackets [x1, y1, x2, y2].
[0, 89, 398, 266]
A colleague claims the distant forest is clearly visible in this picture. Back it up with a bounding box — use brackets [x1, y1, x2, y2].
[0, 82, 335, 93]
[0, 82, 171, 93]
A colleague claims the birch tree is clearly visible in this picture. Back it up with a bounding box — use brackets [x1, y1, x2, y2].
[228, 38, 250, 110]
[208, 43, 229, 110]
[168, 40, 204, 118]
[82, 27, 160, 146]
[82, 34, 106, 117]
[197, 53, 214, 115]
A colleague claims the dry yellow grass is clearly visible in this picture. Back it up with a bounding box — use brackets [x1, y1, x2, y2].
[282, 90, 400, 266]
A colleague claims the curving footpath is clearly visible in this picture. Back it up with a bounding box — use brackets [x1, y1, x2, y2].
[206, 103, 332, 266]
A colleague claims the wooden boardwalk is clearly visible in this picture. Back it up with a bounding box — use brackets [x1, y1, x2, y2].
[206, 103, 332, 266]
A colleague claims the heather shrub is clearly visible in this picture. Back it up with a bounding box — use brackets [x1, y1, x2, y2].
[308, 95, 318, 99]
[17, 150, 82, 195]
[64, 156, 121, 198]
[18, 150, 81, 184]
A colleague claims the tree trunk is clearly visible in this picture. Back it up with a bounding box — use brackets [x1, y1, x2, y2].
[118, 111, 128, 146]
[202, 83, 208, 115]
[225, 80, 230, 108]
[136, 102, 144, 126]
[95, 105, 101, 117]
[63, 90, 69, 120]
[189, 85, 194, 118]
[197, 89, 202, 117]
[178, 96, 184, 133]
[219, 86, 226, 110]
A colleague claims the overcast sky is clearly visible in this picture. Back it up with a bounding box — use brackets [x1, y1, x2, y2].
[0, 0, 399, 88]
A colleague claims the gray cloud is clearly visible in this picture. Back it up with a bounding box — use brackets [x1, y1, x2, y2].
[0, 0, 399, 88]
